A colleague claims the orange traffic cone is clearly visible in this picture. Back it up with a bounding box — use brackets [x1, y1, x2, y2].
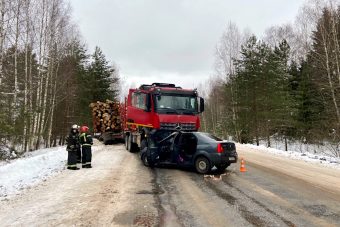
[240, 158, 247, 172]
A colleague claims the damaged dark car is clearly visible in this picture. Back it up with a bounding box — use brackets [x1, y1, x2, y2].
[140, 131, 238, 174]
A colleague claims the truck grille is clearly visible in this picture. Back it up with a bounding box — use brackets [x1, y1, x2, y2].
[160, 123, 196, 131]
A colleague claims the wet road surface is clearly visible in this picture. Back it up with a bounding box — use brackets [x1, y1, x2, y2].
[151, 163, 340, 227]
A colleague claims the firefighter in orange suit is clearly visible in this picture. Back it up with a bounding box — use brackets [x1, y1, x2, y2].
[79, 125, 93, 168]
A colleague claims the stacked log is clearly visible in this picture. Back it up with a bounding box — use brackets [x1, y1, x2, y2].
[89, 100, 122, 133]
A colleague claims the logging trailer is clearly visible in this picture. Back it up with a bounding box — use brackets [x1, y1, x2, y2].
[90, 100, 125, 145]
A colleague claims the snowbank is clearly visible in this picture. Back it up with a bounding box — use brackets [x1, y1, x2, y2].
[0, 146, 67, 199]
[238, 143, 340, 170]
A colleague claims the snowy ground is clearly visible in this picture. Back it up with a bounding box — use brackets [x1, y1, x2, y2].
[238, 143, 340, 170]
[0, 146, 67, 199]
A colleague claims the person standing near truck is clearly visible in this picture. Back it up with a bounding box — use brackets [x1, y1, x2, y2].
[79, 125, 93, 168]
[66, 124, 81, 170]
[76, 125, 82, 164]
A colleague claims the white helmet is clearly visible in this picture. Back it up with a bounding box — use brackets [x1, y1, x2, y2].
[71, 124, 78, 129]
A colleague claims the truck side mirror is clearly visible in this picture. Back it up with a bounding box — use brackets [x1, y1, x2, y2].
[199, 97, 204, 113]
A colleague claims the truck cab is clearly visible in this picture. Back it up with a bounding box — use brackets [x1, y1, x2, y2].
[124, 83, 204, 152]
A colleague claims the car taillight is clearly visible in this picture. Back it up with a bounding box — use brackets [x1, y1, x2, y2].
[217, 143, 224, 153]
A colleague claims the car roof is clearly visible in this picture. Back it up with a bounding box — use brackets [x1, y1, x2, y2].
[179, 132, 223, 142]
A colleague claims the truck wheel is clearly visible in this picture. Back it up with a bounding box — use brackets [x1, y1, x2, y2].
[195, 157, 211, 174]
[128, 135, 136, 153]
[125, 135, 129, 150]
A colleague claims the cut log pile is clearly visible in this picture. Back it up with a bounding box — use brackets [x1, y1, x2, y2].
[89, 100, 122, 133]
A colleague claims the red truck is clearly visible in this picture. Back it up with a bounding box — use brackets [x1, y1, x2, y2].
[124, 83, 204, 152]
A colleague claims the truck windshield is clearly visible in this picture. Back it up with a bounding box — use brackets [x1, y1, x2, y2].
[154, 94, 197, 114]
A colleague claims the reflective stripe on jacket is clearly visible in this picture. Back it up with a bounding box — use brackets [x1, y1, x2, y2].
[80, 133, 93, 146]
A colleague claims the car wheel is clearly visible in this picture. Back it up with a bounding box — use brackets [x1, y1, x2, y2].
[146, 147, 155, 168]
[195, 156, 211, 174]
[141, 152, 149, 167]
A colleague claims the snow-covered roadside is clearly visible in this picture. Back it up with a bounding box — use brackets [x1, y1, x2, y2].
[238, 143, 340, 170]
[0, 146, 67, 199]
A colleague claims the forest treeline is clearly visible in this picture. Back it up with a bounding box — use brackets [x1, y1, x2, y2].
[0, 0, 119, 156]
[201, 0, 340, 157]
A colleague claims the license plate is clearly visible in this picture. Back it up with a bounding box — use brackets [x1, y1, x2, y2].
[229, 157, 235, 161]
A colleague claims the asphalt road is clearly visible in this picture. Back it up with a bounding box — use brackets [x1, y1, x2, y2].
[0, 143, 339, 226]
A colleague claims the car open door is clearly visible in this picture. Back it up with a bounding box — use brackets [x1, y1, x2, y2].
[174, 132, 197, 164]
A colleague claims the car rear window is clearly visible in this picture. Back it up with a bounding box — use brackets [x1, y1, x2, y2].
[196, 133, 223, 142]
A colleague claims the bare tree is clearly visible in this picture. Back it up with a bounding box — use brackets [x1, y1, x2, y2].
[213, 22, 248, 140]
[0, 0, 6, 87]
[264, 23, 303, 62]
[311, 3, 340, 125]
[0, 0, 118, 156]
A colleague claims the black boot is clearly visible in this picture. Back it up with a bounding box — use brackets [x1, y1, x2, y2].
[86, 164, 92, 168]
[67, 166, 79, 170]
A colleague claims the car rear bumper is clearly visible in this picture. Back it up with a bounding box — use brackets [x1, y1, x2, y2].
[208, 151, 238, 166]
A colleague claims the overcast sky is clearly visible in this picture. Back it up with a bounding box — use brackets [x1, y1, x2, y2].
[71, 0, 306, 90]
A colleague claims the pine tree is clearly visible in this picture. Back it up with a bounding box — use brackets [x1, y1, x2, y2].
[269, 40, 295, 146]
[234, 36, 265, 145]
[87, 47, 119, 102]
[53, 40, 89, 144]
[289, 61, 325, 143]
[233, 36, 295, 147]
